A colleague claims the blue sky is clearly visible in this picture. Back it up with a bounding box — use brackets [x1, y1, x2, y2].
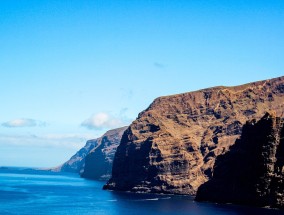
[0, 0, 283, 167]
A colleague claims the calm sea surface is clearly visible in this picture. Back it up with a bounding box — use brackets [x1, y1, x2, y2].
[0, 167, 283, 215]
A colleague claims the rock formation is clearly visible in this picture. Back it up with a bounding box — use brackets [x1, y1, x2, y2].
[53, 139, 98, 173]
[104, 76, 284, 194]
[53, 127, 127, 180]
[81, 126, 127, 180]
[195, 112, 284, 209]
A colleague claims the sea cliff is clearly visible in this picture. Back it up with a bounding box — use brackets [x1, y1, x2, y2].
[104, 76, 284, 195]
[81, 126, 127, 180]
[196, 112, 284, 209]
[54, 127, 127, 180]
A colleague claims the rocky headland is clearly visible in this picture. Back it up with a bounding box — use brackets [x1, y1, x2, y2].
[104, 76, 284, 195]
[54, 126, 127, 180]
[53, 139, 99, 173]
[81, 126, 127, 180]
[195, 112, 284, 209]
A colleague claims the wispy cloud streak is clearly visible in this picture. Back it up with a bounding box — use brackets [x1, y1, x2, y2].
[0, 133, 94, 149]
[2, 118, 46, 128]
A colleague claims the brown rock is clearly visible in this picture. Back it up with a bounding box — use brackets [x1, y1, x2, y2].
[195, 112, 284, 209]
[104, 76, 284, 194]
[81, 126, 127, 180]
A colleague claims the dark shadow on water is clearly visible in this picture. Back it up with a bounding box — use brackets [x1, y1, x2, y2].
[106, 190, 283, 215]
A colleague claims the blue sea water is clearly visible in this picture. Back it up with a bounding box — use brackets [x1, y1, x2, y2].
[0, 167, 283, 215]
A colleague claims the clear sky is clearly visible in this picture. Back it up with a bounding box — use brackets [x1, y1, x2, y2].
[0, 0, 283, 168]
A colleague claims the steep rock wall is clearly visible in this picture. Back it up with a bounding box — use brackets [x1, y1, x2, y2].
[52, 139, 98, 173]
[195, 112, 284, 209]
[53, 126, 127, 181]
[104, 76, 284, 194]
[81, 126, 127, 180]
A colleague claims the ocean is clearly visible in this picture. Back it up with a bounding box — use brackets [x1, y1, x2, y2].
[0, 167, 283, 215]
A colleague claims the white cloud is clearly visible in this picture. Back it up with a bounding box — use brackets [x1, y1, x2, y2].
[2, 118, 46, 128]
[81, 112, 128, 130]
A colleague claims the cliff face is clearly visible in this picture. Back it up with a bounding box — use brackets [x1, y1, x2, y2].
[195, 112, 284, 209]
[104, 76, 284, 194]
[81, 126, 127, 180]
[53, 139, 99, 173]
[53, 126, 127, 179]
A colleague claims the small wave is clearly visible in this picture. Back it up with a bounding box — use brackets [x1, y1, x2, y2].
[107, 199, 117, 202]
[133, 198, 159, 201]
[160, 197, 171, 200]
[145, 198, 159, 201]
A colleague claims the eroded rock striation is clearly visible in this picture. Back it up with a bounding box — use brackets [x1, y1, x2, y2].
[81, 126, 127, 180]
[195, 112, 284, 209]
[104, 76, 284, 194]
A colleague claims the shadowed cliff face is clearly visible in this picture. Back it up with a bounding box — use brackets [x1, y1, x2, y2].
[53, 127, 127, 180]
[104, 76, 284, 194]
[52, 139, 99, 173]
[195, 112, 284, 209]
[81, 126, 127, 180]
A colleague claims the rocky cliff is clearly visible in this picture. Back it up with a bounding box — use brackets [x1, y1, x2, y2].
[81, 126, 127, 180]
[54, 126, 127, 179]
[53, 139, 99, 173]
[104, 76, 284, 194]
[195, 112, 284, 209]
